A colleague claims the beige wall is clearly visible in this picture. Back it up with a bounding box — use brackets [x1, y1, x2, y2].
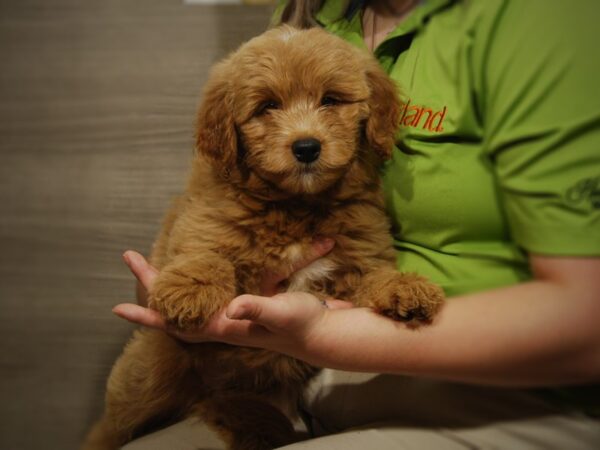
[0, 1, 271, 448]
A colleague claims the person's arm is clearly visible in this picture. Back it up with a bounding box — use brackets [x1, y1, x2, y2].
[290, 254, 600, 386]
[115, 252, 600, 387]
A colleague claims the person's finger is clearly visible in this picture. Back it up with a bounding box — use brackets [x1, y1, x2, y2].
[323, 299, 354, 310]
[135, 280, 149, 307]
[165, 326, 208, 343]
[288, 236, 335, 276]
[259, 236, 335, 296]
[225, 292, 330, 332]
[200, 317, 272, 344]
[112, 303, 166, 330]
[123, 250, 158, 292]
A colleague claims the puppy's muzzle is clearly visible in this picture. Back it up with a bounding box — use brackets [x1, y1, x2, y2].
[292, 138, 321, 164]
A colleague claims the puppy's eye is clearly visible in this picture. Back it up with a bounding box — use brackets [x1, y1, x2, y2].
[321, 96, 341, 107]
[256, 100, 280, 116]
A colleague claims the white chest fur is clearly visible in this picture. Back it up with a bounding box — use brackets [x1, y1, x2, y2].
[282, 243, 338, 292]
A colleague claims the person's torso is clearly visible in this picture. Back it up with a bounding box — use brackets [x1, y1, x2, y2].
[318, 0, 530, 296]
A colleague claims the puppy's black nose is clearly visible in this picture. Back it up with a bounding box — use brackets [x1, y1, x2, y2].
[292, 138, 321, 163]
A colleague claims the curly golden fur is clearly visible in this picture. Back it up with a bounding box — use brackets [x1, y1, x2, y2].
[83, 26, 444, 450]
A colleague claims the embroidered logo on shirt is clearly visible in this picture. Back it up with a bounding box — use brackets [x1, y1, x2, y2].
[565, 176, 600, 209]
[399, 99, 447, 132]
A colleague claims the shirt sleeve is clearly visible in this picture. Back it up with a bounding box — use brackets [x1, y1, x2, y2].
[270, 0, 287, 26]
[481, 0, 600, 256]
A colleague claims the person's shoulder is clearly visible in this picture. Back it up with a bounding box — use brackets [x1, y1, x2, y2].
[475, 0, 599, 38]
[270, 0, 287, 27]
[271, 0, 352, 26]
[465, 0, 599, 72]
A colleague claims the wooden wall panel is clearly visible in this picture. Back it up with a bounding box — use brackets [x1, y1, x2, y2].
[0, 1, 271, 448]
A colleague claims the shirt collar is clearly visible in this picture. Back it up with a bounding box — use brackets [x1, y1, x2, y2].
[317, 0, 455, 34]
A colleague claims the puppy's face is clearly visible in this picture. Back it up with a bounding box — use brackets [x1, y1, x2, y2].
[196, 26, 400, 197]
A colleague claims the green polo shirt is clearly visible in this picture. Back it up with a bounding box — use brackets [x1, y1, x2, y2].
[275, 0, 600, 297]
[273, 0, 600, 414]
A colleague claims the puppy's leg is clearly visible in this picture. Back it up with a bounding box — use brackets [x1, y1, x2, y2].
[149, 252, 236, 329]
[196, 395, 298, 450]
[352, 268, 444, 324]
[82, 330, 199, 450]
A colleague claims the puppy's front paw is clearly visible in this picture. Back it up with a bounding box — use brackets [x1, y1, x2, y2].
[375, 273, 444, 322]
[148, 258, 236, 329]
[367, 272, 444, 324]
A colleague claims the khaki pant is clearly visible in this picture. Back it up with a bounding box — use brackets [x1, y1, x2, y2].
[123, 370, 600, 449]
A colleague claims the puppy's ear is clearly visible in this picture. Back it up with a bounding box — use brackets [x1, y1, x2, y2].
[195, 61, 237, 178]
[364, 62, 401, 160]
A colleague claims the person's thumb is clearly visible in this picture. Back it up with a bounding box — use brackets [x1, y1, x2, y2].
[226, 294, 290, 328]
[227, 295, 273, 320]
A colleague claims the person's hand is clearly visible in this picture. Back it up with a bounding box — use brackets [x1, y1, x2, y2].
[112, 238, 352, 349]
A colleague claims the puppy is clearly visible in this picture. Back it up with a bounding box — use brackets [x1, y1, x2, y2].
[83, 25, 444, 450]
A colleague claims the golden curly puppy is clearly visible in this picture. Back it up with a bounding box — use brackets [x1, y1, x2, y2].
[83, 25, 444, 450]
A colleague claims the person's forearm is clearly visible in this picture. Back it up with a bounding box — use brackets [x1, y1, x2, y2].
[298, 279, 600, 386]
[120, 251, 600, 387]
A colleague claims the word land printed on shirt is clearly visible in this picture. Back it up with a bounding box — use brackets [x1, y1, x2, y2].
[400, 98, 447, 133]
